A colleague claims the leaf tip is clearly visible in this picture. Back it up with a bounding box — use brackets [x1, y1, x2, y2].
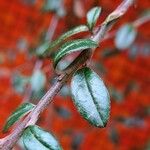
[87, 6, 102, 31]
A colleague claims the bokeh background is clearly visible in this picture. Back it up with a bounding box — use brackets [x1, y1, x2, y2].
[0, 0, 150, 149]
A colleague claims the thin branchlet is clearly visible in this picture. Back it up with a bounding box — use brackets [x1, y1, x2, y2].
[0, 0, 134, 149]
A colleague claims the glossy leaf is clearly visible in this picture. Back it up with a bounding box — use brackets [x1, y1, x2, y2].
[36, 25, 89, 56]
[22, 125, 62, 150]
[30, 70, 46, 92]
[71, 67, 110, 127]
[53, 39, 98, 69]
[87, 7, 101, 30]
[115, 24, 137, 50]
[3, 103, 35, 132]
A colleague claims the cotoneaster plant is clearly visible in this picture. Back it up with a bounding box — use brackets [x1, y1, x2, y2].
[0, 0, 135, 149]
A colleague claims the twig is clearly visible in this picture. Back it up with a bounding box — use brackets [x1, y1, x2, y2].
[22, 14, 59, 103]
[103, 13, 150, 41]
[133, 14, 150, 27]
[0, 0, 134, 149]
[22, 60, 43, 103]
[42, 14, 60, 128]
[45, 15, 59, 41]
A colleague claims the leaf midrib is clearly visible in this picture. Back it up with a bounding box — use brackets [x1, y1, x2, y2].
[83, 69, 104, 126]
[29, 127, 52, 150]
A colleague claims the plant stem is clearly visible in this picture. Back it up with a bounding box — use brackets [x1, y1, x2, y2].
[133, 14, 150, 27]
[103, 14, 150, 41]
[0, 0, 134, 149]
[22, 60, 43, 103]
[23, 14, 59, 103]
[45, 15, 59, 41]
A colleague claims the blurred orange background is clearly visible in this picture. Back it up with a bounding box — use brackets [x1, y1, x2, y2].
[0, 0, 150, 150]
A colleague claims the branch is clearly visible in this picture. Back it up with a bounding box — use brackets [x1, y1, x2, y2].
[0, 0, 134, 149]
[22, 14, 59, 103]
[22, 60, 43, 103]
[45, 15, 59, 41]
[103, 13, 150, 41]
[133, 14, 150, 27]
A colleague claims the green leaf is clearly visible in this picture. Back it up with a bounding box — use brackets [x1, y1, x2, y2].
[87, 7, 101, 31]
[71, 67, 110, 127]
[53, 39, 98, 69]
[12, 74, 30, 94]
[30, 70, 46, 92]
[36, 25, 89, 57]
[22, 125, 62, 150]
[42, 0, 62, 12]
[110, 87, 123, 102]
[105, 13, 120, 25]
[3, 103, 35, 132]
[42, 0, 66, 17]
[115, 24, 137, 50]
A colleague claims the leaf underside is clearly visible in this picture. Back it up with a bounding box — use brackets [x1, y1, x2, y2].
[71, 67, 110, 127]
[115, 24, 137, 49]
[22, 125, 62, 150]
